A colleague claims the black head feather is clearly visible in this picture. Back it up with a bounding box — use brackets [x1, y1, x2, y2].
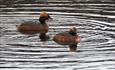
[39, 17, 46, 24]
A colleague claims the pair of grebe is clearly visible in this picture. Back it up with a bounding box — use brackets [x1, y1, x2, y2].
[16, 11, 80, 52]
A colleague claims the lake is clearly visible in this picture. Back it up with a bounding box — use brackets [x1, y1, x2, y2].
[0, 0, 115, 70]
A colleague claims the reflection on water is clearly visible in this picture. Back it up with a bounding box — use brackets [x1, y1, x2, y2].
[0, 0, 115, 70]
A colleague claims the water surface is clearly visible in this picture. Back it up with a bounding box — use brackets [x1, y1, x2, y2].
[0, 0, 115, 70]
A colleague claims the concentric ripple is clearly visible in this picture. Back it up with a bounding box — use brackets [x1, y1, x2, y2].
[0, 0, 115, 70]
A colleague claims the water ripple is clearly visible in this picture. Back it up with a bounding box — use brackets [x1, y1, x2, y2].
[0, 0, 115, 70]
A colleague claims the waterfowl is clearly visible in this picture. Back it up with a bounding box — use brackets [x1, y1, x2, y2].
[16, 11, 51, 41]
[53, 27, 80, 52]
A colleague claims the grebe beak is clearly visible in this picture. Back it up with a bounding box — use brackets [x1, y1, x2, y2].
[48, 14, 53, 20]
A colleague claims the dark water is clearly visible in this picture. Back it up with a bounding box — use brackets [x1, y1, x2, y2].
[0, 0, 115, 70]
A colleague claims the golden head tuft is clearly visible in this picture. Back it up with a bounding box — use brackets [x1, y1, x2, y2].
[70, 27, 77, 32]
[40, 11, 48, 17]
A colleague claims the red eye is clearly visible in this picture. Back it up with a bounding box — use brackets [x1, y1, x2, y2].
[45, 16, 48, 19]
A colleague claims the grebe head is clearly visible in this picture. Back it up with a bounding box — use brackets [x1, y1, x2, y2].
[69, 27, 77, 36]
[39, 11, 52, 24]
[40, 11, 52, 20]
